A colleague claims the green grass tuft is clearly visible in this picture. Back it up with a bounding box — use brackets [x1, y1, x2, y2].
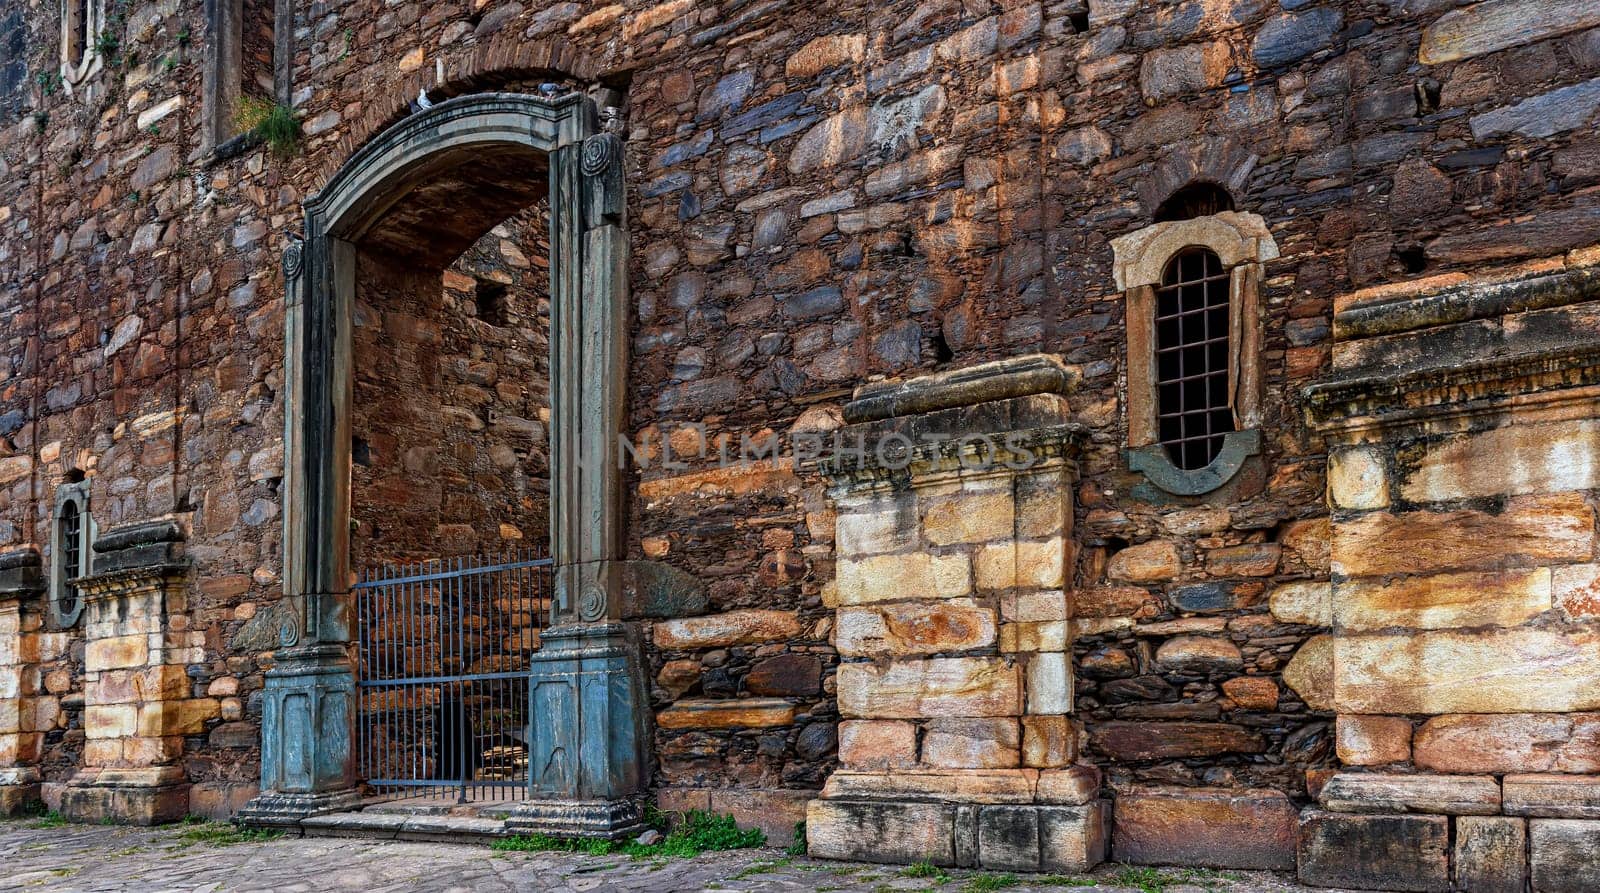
[900, 860, 950, 882]
[234, 96, 301, 157]
[785, 819, 807, 857]
[492, 809, 765, 861]
[28, 810, 69, 829]
[172, 820, 284, 847]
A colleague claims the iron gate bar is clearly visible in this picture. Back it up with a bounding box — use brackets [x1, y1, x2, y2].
[354, 550, 552, 804]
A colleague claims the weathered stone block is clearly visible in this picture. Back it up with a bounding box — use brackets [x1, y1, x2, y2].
[922, 718, 1019, 769]
[1114, 787, 1298, 870]
[1025, 652, 1071, 714]
[1319, 773, 1500, 816]
[806, 799, 957, 865]
[1454, 816, 1527, 893]
[1420, 0, 1600, 64]
[1333, 627, 1600, 714]
[1399, 418, 1600, 501]
[1155, 636, 1243, 674]
[1220, 676, 1279, 710]
[1333, 495, 1593, 578]
[744, 654, 822, 697]
[836, 505, 915, 557]
[1269, 580, 1331, 626]
[836, 600, 996, 657]
[1414, 713, 1600, 774]
[923, 491, 1013, 546]
[821, 770, 1037, 803]
[1530, 818, 1600, 893]
[1021, 715, 1075, 768]
[1336, 715, 1412, 766]
[1504, 774, 1600, 818]
[837, 658, 1021, 718]
[85, 635, 150, 671]
[999, 620, 1068, 652]
[1329, 446, 1388, 510]
[838, 720, 917, 769]
[652, 609, 802, 650]
[1106, 540, 1180, 583]
[977, 804, 1042, 871]
[1334, 568, 1551, 632]
[1088, 721, 1265, 761]
[1040, 802, 1109, 873]
[655, 698, 796, 730]
[835, 553, 972, 604]
[1297, 810, 1450, 892]
[1036, 766, 1099, 805]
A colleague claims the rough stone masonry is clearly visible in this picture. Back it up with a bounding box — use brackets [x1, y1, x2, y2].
[0, 0, 1599, 889]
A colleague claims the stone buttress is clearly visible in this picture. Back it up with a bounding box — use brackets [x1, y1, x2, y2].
[1297, 249, 1600, 892]
[805, 355, 1108, 872]
[0, 547, 45, 814]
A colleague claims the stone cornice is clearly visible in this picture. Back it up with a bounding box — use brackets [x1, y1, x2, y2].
[819, 423, 1085, 495]
[1334, 261, 1600, 341]
[843, 354, 1079, 424]
[75, 563, 191, 598]
[1304, 342, 1600, 432]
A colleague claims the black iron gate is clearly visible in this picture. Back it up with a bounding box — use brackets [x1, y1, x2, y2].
[354, 549, 552, 803]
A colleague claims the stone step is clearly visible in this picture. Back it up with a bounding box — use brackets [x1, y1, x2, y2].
[302, 811, 511, 842]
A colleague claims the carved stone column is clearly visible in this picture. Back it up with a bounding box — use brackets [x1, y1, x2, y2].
[805, 356, 1109, 872]
[510, 128, 649, 839]
[0, 548, 45, 815]
[60, 522, 196, 825]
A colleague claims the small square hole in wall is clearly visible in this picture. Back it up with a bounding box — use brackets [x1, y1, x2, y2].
[475, 280, 509, 327]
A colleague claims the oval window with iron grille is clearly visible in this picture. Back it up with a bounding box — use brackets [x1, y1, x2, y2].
[1154, 247, 1234, 471]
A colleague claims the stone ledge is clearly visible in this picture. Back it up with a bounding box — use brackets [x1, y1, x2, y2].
[1333, 258, 1600, 340]
[1504, 774, 1600, 819]
[820, 767, 1099, 805]
[843, 354, 1079, 424]
[1319, 772, 1501, 816]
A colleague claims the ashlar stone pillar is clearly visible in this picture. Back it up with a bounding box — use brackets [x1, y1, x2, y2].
[807, 355, 1108, 872]
[61, 521, 199, 825]
[0, 547, 45, 814]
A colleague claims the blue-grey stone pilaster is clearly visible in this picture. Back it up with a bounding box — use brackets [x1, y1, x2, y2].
[238, 643, 362, 826]
[506, 623, 649, 838]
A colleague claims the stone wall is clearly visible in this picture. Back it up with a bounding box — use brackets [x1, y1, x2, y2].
[0, 0, 1593, 884]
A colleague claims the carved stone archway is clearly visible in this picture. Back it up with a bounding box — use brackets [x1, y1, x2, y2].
[240, 92, 645, 835]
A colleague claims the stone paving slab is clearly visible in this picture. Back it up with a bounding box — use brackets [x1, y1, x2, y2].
[0, 819, 1358, 893]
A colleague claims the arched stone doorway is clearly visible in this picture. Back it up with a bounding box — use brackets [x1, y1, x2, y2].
[240, 92, 647, 836]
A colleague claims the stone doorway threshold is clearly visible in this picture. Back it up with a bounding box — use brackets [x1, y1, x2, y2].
[301, 794, 521, 842]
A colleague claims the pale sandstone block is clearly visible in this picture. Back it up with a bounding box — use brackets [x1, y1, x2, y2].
[86, 704, 138, 739]
[1336, 715, 1412, 766]
[652, 609, 802, 649]
[923, 491, 1013, 545]
[1021, 715, 1076, 768]
[86, 635, 149, 671]
[836, 553, 971, 605]
[838, 719, 918, 769]
[1320, 772, 1501, 816]
[1001, 590, 1068, 623]
[998, 620, 1067, 653]
[836, 506, 915, 556]
[838, 657, 1022, 718]
[974, 544, 1015, 590]
[1504, 774, 1600, 819]
[1414, 713, 1600, 774]
[1268, 580, 1331, 626]
[921, 718, 1020, 768]
[1333, 494, 1594, 578]
[1037, 765, 1099, 804]
[1282, 634, 1334, 711]
[1026, 652, 1071, 714]
[1553, 563, 1600, 620]
[1016, 485, 1069, 538]
[836, 600, 996, 658]
[806, 799, 957, 865]
[1334, 568, 1551, 632]
[1400, 419, 1600, 502]
[1334, 627, 1600, 714]
[1328, 446, 1388, 510]
[81, 739, 122, 766]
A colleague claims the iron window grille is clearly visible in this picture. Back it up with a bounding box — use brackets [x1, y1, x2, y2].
[51, 482, 91, 628]
[1154, 247, 1235, 471]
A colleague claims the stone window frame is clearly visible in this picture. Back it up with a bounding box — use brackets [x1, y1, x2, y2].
[201, 0, 294, 152]
[59, 0, 105, 90]
[1110, 212, 1279, 496]
[49, 479, 92, 628]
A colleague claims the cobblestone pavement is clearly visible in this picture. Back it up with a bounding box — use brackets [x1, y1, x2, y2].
[0, 820, 1353, 893]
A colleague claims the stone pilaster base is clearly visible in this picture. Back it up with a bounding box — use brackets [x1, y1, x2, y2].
[60, 766, 189, 825]
[499, 798, 647, 840]
[807, 798, 1109, 872]
[0, 767, 42, 815]
[234, 787, 364, 828]
[807, 767, 1108, 871]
